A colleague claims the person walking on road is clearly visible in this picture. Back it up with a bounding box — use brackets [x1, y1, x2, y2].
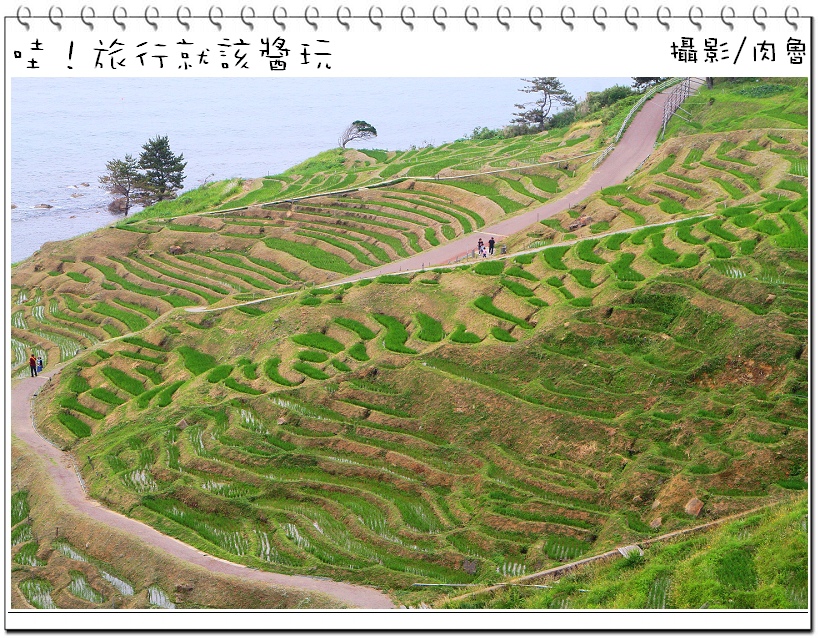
[36, 356, 44, 374]
[29, 354, 38, 377]
[488, 237, 495, 255]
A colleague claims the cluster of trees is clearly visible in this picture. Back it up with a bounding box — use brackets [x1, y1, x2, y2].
[99, 135, 187, 216]
[466, 77, 670, 141]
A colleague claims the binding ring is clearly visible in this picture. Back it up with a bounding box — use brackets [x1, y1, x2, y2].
[464, 5, 479, 30]
[497, 5, 511, 31]
[304, 5, 319, 30]
[592, 5, 607, 31]
[720, 5, 735, 31]
[784, 5, 799, 30]
[401, 5, 415, 30]
[177, 6, 191, 30]
[753, 5, 767, 30]
[560, 5, 575, 31]
[528, 5, 543, 30]
[432, 5, 447, 30]
[16, 5, 32, 30]
[80, 5, 95, 30]
[272, 5, 287, 30]
[209, 5, 224, 31]
[48, 5, 64, 30]
[624, 5, 639, 30]
[368, 5, 383, 30]
[145, 5, 159, 30]
[112, 5, 127, 30]
[656, 6, 671, 31]
[336, 6, 351, 30]
[241, 5, 255, 30]
[688, 6, 703, 31]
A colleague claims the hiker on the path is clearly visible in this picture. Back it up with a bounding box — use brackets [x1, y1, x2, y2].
[36, 356, 43, 373]
[477, 238, 484, 257]
[488, 237, 495, 255]
[29, 354, 37, 377]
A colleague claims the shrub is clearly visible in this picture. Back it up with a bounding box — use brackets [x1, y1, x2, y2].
[373, 314, 417, 354]
[570, 269, 597, 288]
[291, 333, 344, 353]
[224, 377, 263, 395]
[575, 239, 606, 264]
[206, 364, 233, 383]
[177, 346, 217, 375]
[605, 233, 628, 250]
[334, 317, 377, 340]
[376, 274, 413, 284]
[101, 367, 145, 396]
[65, 272, 91, 283]
[58, 412, 91, 438]
[348, 342, 370, 361]
[264, 357, 299, 386]
[156, 380, 185, 407]
[415, 313, 445, 342]
[450, 324, 482, 344]
[293, 361, 331, 380]
[504, 266, 537, 281]
[609, 253, 645, 281]
[491, 326, 517, 342]
[474, 260, 505, 276]
[474, 296, 533, 329]
[542, 246, 570, 270]
[297, 350, 329, 363]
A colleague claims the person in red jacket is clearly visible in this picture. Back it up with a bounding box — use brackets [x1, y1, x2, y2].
[29, 354, 38, 377]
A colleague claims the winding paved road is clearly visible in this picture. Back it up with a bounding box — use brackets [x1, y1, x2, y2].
[336, 85, 678, 283]
[11, 372, 395, 609]
[10, 84, 681, 609]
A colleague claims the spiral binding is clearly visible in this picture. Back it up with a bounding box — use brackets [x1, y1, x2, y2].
[14, 4, 802, 32]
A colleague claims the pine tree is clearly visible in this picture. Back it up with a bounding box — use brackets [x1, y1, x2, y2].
[137, 135, 187, 206]
[98, 154, 143, 216]
[511, 78, 575, 132]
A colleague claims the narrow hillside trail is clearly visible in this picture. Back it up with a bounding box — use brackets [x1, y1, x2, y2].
[335, 85, 677, 283]
[10, 373, 395, 609]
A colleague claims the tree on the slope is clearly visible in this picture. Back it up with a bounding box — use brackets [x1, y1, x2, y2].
[99, 154, 143, 216]
[631, 77, 668, 91]
[338, 120, 377, 148]
[137, 135, 187, 206]
[511, 77, 576, 132]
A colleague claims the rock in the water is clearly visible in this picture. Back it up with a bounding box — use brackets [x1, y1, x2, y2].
[35, 203, 53, 209]
[685, 497, 704, 517]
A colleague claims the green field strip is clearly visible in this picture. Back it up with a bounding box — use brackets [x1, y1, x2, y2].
[111, 298, 160, 320]
[473, 296, 534, 329]
[299, 226, 391, 263]
[498, 177, 547, 203]
[441, 179, 527, 214]
[372, 314, 417, 354]
[609, 253, 645, 281]
[222, 252, 301, 282]
[83, 259, 169, 298]
[177, 254, 277, 290]
[153, 254, 248, 294]
[292, 221, 410, 258]
[575, 239, 607, 264]
[263, 237, 359, 275]
[198, 252, 292, 286]
[654, 180, 704, 199]
[404, 195, 486, 229]
[376, 197, 474, 234]
[702, 219, 741, 242]
[109, 256, 220, 304]
[304, 202, 424, 230]
[293, 231, 379, 267]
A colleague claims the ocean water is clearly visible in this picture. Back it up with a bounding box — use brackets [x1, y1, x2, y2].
[10, 77, 628, 262]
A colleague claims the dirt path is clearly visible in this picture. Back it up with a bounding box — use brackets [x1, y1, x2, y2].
[334, 86, 677, 283]
[10, 372, 395, 609]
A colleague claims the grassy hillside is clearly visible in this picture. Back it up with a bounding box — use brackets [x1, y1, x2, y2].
[444, 494, 807, 609]
[12, 77, 807, 609]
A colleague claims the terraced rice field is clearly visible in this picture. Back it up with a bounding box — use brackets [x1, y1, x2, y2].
[13, 79, 807, 607]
